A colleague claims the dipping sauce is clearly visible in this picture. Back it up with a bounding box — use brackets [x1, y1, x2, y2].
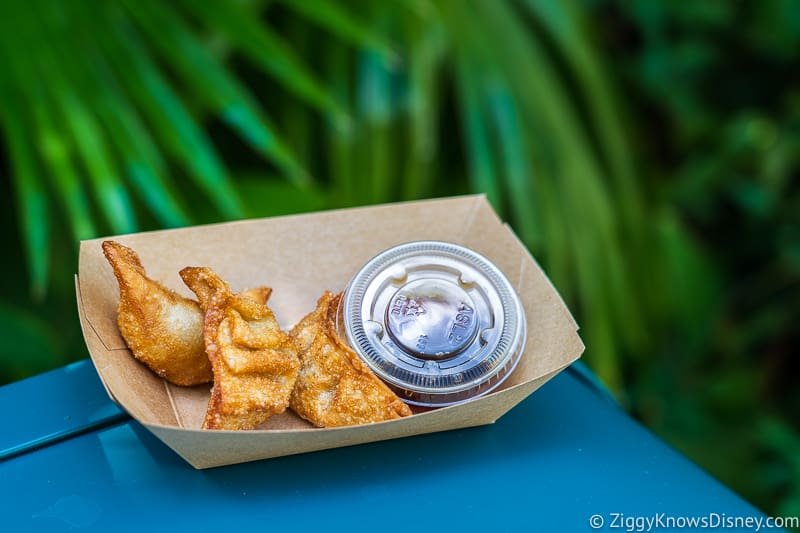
[338, 241, 527, 407]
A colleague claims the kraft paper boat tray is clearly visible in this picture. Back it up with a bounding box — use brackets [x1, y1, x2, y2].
[76, 195, 584, 469]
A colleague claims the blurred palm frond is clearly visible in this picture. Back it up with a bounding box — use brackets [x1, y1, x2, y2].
[0, 0, 386, 297]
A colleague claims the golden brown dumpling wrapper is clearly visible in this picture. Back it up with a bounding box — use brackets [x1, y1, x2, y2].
[289, 291, 412, 427]
[102, 241, 212, 386]
[180, 267, 300, 430]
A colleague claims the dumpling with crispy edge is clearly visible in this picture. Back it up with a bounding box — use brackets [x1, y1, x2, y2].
[102, 240, 212, 386]
[289, 291, 413, 427]
[180, 267, 300, 430]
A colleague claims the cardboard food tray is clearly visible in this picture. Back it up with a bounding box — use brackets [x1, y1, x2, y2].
[76, 195, 584, 469]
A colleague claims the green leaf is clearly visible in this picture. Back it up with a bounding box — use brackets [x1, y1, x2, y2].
[323, 40, 356, 207]
[0, 302, 64, 384]
[0, 102, 50, 300]
[0, 5, 53, 296]
[122, 0, 309, 186]
[445, 0, 648, 386]
[237, 175, 327, 219]
[356, 37, 397, 204]
[96, 7, 245, 219]
[279, 13, 315, 168]
[57, 90, 138, 234]
[455, 58, 503, 210]
[31, 1, 138, 235]
[486, 80, 541, 248]
[280, 0, 396, 61]
[89, 58, 191, 228]
[522, 0, 644, 234]
[402, 11, 446, 200]
[30, 92, 97, 241]
[537, 176, 573, 296]
[176, 0, 347, 124]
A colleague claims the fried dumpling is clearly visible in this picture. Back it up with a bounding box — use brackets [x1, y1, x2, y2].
[180, 267, 300, 430]
[289, 291, 413, 427]
[102, 240, 212, 386]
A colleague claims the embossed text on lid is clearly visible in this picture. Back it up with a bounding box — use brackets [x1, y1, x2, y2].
[385, 277, 479, 360]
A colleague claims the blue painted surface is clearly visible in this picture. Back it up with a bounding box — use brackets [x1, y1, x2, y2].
[0, 361, 772, 531]
[0, 360, 125, 460]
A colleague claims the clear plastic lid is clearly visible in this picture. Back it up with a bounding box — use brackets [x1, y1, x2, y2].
[339, 241, 526, 407]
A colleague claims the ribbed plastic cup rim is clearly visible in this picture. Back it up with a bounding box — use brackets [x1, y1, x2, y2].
[339, 241, 527, 407]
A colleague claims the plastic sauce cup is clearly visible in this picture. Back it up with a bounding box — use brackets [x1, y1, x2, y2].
[338, 241, 527, 407]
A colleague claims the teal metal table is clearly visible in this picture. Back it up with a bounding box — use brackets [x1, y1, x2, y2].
[0, 360, 773, 531]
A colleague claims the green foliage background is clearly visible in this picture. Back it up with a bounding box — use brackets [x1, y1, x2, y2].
[0, 0, 797, 521]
